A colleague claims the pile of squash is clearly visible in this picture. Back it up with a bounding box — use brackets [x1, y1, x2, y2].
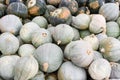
[0, 0, 120, 80]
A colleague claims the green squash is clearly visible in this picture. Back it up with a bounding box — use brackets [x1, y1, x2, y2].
[58, 61, 87, 80]
[83, 34, 99, 50]
[96, 32, 107, 43]
[30, 71, 45, 80]
[0, 0, 4, 3]
[59, 0, 78, 14]
[71, 14, 90, 30]
[64, 40, 94, 68]
[99, 3, 119, 21]
[79, 30, 91, 38]
[110, 62, 120, 79]
[48, 7, 72, 26]
[0, 55, 20, 80]
[18, 44, 36, 57]
[72, 27, 80, 41]
[0, 32, 19, 55]
[20, 22, 40, 43]
[88, 59, 111, 80]
[93, 51, 103, 60]
[7, 2, 28, 18]
[34, 43, 63, 73]
[89, 14, 106, 34]
[0, 14, 23, 35]
[106, 21, 120, 38]
[27, 0, 46, 16]
[0, 3, 6, 18]
[31, 28, 52, 47]
[52, 24, 74, 45]
[32, 16, 48, 28]
[14, 55, 39, 80]
[99, 37, 120, 62]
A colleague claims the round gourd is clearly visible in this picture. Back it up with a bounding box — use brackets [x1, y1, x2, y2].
[31, 71, 45, 80]
[89, 14, 106, 34]
[0, 14, 22, 35]
[31, 28, 52, 47]
[34, 43, 63, 73]
[47, 26, 55, 36]
[0, 3, 6, 18]
[59, 0, 78, 14]
[58, 61, 87, 80]
[32, 16, 48, 28]
[96, 32, 108, 43]
[88, 59, 111, 80]
[7, 2, 28, 18]
[52, 24, 74, 45]
[20, 22, 40, 43]
[46, 5, 56, 12]
[64, 40, 94, 68]
[79, 30, 91, 38]
[18, 44, 36, 57]
[47, 0, 61, 6]
[99, 37, 120, 62]
[106, 21, 120, 38]
[0, 55, 20, 80]
[72, 27, 80, 41]
[110, 62, 120, 79]
[27, 0, 46, 16]
[71, 14, 90, 30]
[99, 3, 119, 21]
[48, 7, 72, 26]
[0, 32, 19, 55]
[14, 55, 39, 80]
[83, 34, 99, 50]
[93, 51, 103, 60]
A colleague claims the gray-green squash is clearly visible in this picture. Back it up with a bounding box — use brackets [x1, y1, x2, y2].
[58, 61, 87, 80]
[88, 59, 111, 80]
[106, 21, 120, 38]
[17, 35, 24, 46]
[14, 55, 39, 80]
[0, 55, 20, 80]
[20, 22, 40, 43]
[96, 32, 108, 43]
[99, 37, 120, 62]
[0, 3, 6, 18]
[0, 14, 23, 35]
[99, 3, 119, 21]
[30, 71, 45, 80]
[46, 5, 56, 12]
[0, 32, 19, 55]
[31, 28, 52, 47]
[64, 40, 94, 68]
[79, 30, 91, 38]
[72, 27, 80, 41]
[32, 16, 48, 29]
[110, 62, 120, 79]
[18, 44, 36, 57]
[52, 24, 74, 45]
[93, 51, 103, 60]
[83, 34, 99, 50]
[34, 43, 63, 73]
[71, 14, 90, 30]
[89, 14, 106, 34]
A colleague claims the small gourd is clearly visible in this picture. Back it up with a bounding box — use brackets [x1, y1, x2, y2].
[0, 14, 23, 35]
[31, 28, 52, 47]
[99, 37, 120, 62]
[83, 34, 99, 50]
[79, 30, 91, 38]
[72, 27, 80, 41]
[18, 44, 36, 57]
[64, 40, 94, 68]
[99, 3, 119, 21]
[96, 32, 108, 43]
[52, 24, 74, 45]
[89, 14, 106, 34]
[59, 0, 78, 14]
[72, 14, 90, 30]
[14, 55, 39, 80]
[20, 22, 40, 43]
[58, 61, 87, 80]
[7, 2, 28, 18]
[0, 55, 20, 80]
[47, 0, 61, 6]
[34, 43, 63, 73]
[88, 59, 111, 80]
[32, 16, 48, 28]
[47, 26, 55, 36]
[106, 21, 120, 38]
[27, 0, 46, 16]
[48, 7, 72, 26]
[0, 32, 19, 55]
